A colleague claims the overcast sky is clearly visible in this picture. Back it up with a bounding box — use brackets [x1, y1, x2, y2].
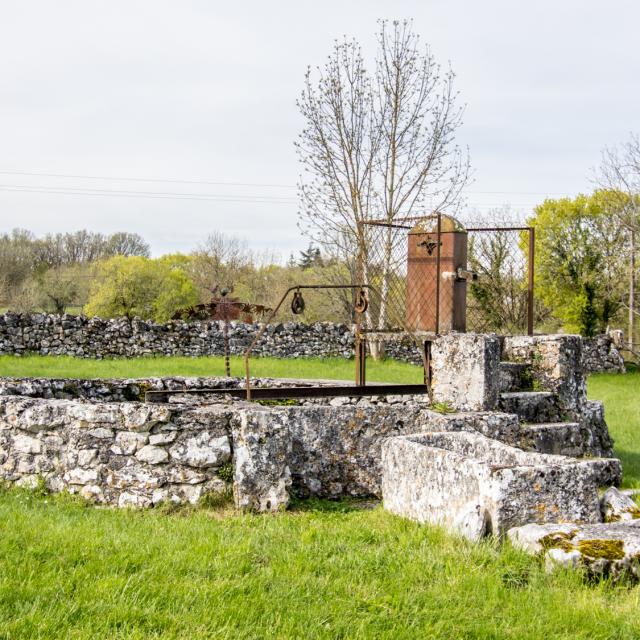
[1, 0, 639, 257]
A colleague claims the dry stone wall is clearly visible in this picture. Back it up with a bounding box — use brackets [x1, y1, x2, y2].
[0, 392, 446, 509]
[0, 330, 622, 514]
[582, 334, 626, 373]
[1, 381, 579, 510]
[0, 312, 623, 372]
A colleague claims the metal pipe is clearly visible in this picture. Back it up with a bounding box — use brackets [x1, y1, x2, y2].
[147, 383, 429, 403]
[465, 226, 531, 232]
[435, 212, 442, 335]
[527, 226, 535, 336]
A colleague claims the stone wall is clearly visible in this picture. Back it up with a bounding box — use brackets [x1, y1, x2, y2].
[0, 312, 624, 372]
[0, 383, 618, 510]
[0, 396, 233, 507]
[582, 334, 626, 373]
[0, 329, 621, 511]
[0, 392, 446, 509]
[0, 312, 355, 360]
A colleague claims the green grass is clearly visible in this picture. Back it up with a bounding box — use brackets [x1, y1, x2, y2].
[588, 371, 640, 488]
[0, 354, 424, 384]
[0, 358, 638, 638]
[1, 490, 639, 640]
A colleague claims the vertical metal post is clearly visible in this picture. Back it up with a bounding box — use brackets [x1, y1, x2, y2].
[434, 213, 442, 334]
[527, 227, 535, 336]
[424, 339, 433, 401]
[355, 329, 366, 387]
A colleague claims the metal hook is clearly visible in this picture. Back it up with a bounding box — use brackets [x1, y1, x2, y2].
[354, 288, 369, 314]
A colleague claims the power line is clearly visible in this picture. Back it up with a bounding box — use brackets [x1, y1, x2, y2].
[0, 184, 298, 204]
[0, 169, 574, 197]
[0, 187, 543, 210]
[0, 170, 298, 190]
[0, 183, 545, 208]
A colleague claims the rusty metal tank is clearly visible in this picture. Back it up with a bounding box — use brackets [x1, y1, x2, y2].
[406, 214, 469, 333]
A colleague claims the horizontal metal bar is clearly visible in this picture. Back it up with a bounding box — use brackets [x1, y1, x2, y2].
[363, 220, 412, 229]
[364, 220, 531, 233]
[145, 383, 429, 403]
[466, 226, 531, 232]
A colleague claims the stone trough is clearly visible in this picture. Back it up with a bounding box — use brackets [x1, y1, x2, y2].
[381, 431, 621, 540]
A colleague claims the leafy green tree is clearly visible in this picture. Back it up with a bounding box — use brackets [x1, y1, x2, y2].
[528, 192, 626, 336]
[84, 256, 198, 322]
[468, 231, 529, 333]
[35, 265, 81, 314]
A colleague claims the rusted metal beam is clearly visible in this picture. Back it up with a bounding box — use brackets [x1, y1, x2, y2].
[145, 383, 429, 403]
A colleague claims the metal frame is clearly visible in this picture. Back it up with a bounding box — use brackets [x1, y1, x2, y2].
[242, 283, 424, 400]
[363, 214, 535, 336]
[143, 214, 535, 405]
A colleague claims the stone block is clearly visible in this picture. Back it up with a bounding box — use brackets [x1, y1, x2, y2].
[231, 408, 292, 512]
[136, 445, 169, 465]
[601, 487, 640, 522]
[168, 433, 230, 468]
[499, 391, 561, 424]
[508, 520, 640, 582]
[430, 333, 501, 411]
[502, 335, 586, 418]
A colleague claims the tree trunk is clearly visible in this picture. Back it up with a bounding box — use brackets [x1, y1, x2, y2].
[369, 225, 394, 361]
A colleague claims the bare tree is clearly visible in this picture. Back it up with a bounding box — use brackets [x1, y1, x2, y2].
[594, 134, 640, 354]
[296, 33, 378, 286]
[296, 20, 469, 354]
[105, 232, 151, 258]
[190, 232, 254, 302]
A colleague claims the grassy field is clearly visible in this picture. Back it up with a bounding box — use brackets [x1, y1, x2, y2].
[0, 354, 424, 384]
[588, 371, 640, 488]
[1, 490, 640, 640]
[0, 357, 638, 638]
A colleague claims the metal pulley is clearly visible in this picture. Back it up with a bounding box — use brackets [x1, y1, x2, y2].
[354, 288, 369, 314]
[291, 290, 306, 314]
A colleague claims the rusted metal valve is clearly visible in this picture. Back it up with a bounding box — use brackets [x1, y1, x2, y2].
[291, 290, 306, 314]
[441, 267, 478, 282]
[354, 288, 369, 314]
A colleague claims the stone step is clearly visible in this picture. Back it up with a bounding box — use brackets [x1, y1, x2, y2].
[498, 361, 532, 392]
[499, 391, 561, 424]
[519, 422, 585, 457]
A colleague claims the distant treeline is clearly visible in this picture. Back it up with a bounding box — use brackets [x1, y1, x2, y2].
[0, 229, 355, 323]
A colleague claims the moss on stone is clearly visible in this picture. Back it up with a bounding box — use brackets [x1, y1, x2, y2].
[256, 398, 298, 407]
[603, 505, 640, 523]
[577, 539, 625, 560]
[216, 462, 234, 484]
[539, 531, 577, 553]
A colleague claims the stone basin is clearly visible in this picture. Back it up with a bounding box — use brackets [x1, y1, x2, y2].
[381, 431, 621, 540]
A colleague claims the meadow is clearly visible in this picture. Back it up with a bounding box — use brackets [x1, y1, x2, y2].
[0, 356, 638, 638]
